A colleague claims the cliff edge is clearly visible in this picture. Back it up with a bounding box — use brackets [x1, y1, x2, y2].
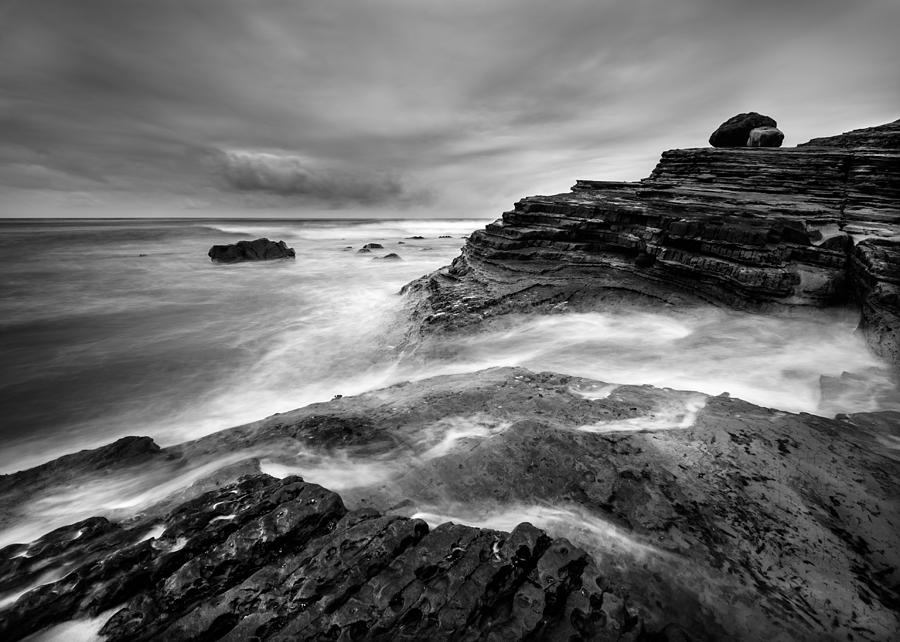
[404, 119, 900, 364]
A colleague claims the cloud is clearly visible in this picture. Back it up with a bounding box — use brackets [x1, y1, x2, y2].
[212, 149, 421, 206]
[0, 0, 897, 216]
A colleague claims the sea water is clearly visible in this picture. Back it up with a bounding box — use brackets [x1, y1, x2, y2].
[1, 218, 897, 475]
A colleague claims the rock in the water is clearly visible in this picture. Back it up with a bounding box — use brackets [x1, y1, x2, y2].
[356, 247, 372, 254]
[2, 367, 898, 641]
[404, 119, 900, 364]
[362, 242, 383, 249]
[208, 238, 295, 263]
[374, 253, 402, 261]
[0, 473, 650, 641]
[709, 112, 777, 147]
[746, 126, 784, 147]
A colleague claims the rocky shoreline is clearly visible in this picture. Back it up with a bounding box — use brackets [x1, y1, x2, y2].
[2, 119, 899, 641]
[1, 368, 898, 640]
[402, 120, 899, 365]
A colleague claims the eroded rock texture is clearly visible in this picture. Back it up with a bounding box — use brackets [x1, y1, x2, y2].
[208, 238, 296, 263]
[2, 368, 897, 641]
[404, 120, 900, 363]
[0, 473, 651, 641]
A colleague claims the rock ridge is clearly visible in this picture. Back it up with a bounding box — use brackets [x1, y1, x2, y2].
[403, 120, 900, 364]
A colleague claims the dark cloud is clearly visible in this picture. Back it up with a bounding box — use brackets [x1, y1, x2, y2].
[0, 0, 897, 216]
[211, 149, 422, 206]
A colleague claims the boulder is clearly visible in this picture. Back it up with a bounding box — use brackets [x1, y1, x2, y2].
[208, 238, 295, 263]
[361, 243, 383, 249]
[709, 112, 777, 147]
[374, 253, 402, 261]
[747, 126, 784, 147]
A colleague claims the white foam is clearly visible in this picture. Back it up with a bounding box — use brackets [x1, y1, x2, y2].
[412, 504, 665, 561]
[0, 567, 70, 611]
[21, 607, 119, 642]
[136, 523, 166, 543]
[259, 454, 397, 491]
[569, 383, 619, 400]
[577, 395, 707, 434]
[416, 416, 512, 459]
[209, 514, 236, 523]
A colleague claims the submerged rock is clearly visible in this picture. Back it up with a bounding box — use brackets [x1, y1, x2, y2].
[403, 119, 900, 364]
[374, 253, 402, 260]
[208, 238, 295, 263]
[709, 112, 777, 147]
[362, 242, 384, 249]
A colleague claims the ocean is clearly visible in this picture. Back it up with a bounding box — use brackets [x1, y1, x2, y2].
[1, 218, 897, 475]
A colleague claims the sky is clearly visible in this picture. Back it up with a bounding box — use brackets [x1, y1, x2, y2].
[0, 0, 897, 218]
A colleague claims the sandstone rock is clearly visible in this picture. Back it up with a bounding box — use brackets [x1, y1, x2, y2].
[404, 120, 900, 364]
[800, 118, 900, 149]
[709, 112, 777, 147]
[746, 126, 784, 147]
[852, 238, 900, 363]
[208, 238, 295, 263]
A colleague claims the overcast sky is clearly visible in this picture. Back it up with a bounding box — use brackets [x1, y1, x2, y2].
[1, 0, 897, 218]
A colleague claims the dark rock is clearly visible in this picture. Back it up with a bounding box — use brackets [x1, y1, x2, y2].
[362, 243, 384, 249]
[208, 238, 295, 263]
[3, 367, 898, 640]
[709, 112, 777, 147]
[0, 473, 652, 642]
[374, 253, 402, 261]
[438, 235, 452, 238]
[851, 238, 900, 363]
[746, 126, 784, 147]
[404, 119, 900, 364]
[406, 236, 425, 239]
[800, 118, 900, 149]
[357, 247, 372, 254]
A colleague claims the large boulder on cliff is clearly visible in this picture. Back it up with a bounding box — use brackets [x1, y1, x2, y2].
[709, 112, 777, 147]
[208, 238, 295, 263]
[747, 126, 784, 147]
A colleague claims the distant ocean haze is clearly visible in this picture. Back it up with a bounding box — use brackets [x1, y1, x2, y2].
[0, 218, 896, 474]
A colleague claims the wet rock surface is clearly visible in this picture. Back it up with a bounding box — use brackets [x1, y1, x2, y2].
[208, 238, 296, 263]
[403, 120, 900, 364]
[1, 368, 898, 640]
[0, 476, 651, 641]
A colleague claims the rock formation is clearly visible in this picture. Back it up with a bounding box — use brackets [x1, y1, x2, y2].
[403, 119, 900, 365]
[208, 238, 295, 263]
[1, 367, 897, 640]
[746, 126, 783, 147]
[708, 112, 777, 147]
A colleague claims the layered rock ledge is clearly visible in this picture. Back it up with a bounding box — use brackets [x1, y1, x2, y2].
[403, 120, 900, 364]
[1, 368, 898, 640]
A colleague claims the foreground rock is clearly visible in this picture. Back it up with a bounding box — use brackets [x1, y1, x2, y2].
[708, 112, 778, 147]
[1, 368, 898, 640]
[208, 238, 295, 263]
[404, 119, 900, 364]
[0, 480, 653, 641]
